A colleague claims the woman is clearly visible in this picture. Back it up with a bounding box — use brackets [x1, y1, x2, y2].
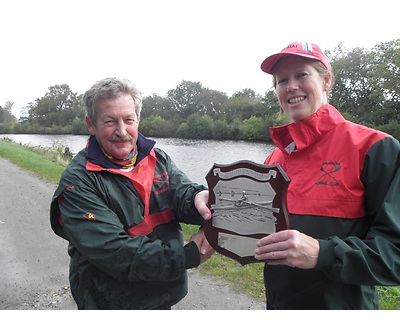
[254, 41, 400, 309]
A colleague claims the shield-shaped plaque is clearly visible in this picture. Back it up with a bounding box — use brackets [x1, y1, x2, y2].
[204, 160, 290, 265]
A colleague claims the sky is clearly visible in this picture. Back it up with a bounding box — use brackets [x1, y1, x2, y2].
[1, 0, 399, 117]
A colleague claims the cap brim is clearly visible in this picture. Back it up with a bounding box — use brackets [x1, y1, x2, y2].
[260, 52, 321, 74]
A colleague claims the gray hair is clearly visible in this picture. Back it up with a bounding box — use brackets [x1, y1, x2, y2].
[83, 77, 143, 123]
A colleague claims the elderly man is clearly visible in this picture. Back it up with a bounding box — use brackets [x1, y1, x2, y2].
[50, 77, 214, 310]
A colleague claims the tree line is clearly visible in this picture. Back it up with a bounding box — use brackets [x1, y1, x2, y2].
[1, 37, 399, 142]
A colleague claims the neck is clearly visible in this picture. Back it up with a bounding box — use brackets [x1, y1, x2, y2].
[102, 148, 138, 168]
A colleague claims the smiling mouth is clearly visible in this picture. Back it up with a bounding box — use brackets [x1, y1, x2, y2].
[288, 97, 305, 104]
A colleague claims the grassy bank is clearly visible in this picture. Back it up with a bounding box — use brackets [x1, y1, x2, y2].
[1, 137, 399, 309]
[0, 138, 68, 183]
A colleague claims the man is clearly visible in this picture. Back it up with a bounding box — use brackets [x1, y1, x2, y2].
[50, 77, 214, 309]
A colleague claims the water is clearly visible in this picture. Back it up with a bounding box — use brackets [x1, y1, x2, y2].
[1, 134, 274, 184]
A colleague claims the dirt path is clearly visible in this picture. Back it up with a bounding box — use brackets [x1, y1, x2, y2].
[0, 157, 264, 310]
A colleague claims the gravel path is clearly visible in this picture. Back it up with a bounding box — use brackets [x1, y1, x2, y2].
[0, 157, 264, 310]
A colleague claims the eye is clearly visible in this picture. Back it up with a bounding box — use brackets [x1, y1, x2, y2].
[277, 78, 288, 85]
[125, 118, 138, 124]
[103, 120, 115, 126]
[297, 72, 308, 79]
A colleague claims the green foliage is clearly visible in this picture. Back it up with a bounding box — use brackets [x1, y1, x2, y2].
[186, 114, 214, 139]
[378, 286, 400, 310]
[0, 101, 17, 133]
[212, 119, 230, 139]
[330, 38, 400, 127]
[139, 115, 176, 137]
[71, 117, 88, 135]
[142, 94, 175, 121]
[2, 37, 399, 140]
[176, 122, 190, 138]
[167, 80, 204, 119]
[176, 114, 214, 139]
[240, 116, 267, 141]
[22, 84, 85, 130]
[376, 120, 400, 140]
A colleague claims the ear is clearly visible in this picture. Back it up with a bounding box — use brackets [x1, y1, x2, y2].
[86, 116, 96, 135]
[323, 72, 333, 91]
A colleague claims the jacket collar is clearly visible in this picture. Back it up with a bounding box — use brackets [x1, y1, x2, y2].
[269, 104, 346, 153]
[86, 133, 156, 170]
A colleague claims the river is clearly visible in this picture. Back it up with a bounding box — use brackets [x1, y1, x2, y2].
[1, 134, 274, 184]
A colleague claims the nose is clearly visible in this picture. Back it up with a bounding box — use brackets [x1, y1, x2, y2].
[115, 121, 128, 137]
[287, 78, 298, 92]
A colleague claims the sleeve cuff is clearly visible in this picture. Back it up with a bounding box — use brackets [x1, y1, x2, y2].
[315, 239, 336, 271]
[184, 241, 201, 269]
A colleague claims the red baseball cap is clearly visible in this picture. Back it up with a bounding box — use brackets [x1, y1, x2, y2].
[260, 41, 331, 74]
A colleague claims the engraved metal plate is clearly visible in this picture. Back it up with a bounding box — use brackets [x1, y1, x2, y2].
[204, 160, 290, 265]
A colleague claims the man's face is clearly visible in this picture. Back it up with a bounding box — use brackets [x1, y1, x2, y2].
[86, 93, 139, 160]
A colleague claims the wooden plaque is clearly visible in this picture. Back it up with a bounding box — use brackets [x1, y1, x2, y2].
[204, 160, 290, 265]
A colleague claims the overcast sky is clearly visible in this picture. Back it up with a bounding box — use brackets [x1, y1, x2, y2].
[1, 0, 399, 117]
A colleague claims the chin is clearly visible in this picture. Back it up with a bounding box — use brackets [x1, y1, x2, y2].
[290, 112, 311, 122]
[108, 149, 131, 160]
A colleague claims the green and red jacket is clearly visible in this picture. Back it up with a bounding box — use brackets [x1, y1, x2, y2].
[50, 134, 207, 309]
[264, 104, 400, 309]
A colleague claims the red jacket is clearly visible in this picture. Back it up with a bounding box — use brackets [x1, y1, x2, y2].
[263, 104, 400, 309]
[266, 104, 388, 219]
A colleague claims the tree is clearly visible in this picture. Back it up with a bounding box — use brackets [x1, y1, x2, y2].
[167, 80, 204, 119]
[368, 38, 400, 124]
[28, 84, 80, 127]
[193, 88, 228, 118]
[0, 101, 17, 124]
[220, 95, 262, 122]
[142, 94, 175, 121]
[330, 38, 400, 126]
[261, 90, 281, 117]
[232, 88, 257, 98]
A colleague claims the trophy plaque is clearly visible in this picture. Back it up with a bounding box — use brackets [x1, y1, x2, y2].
[204, 160, 290, 265]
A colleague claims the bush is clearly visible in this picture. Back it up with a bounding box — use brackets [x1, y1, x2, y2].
[212, 119, 231, 139]
[140, 115, 176, 137]
[240, 116, 265, 141]
[376, 120, 400, 140]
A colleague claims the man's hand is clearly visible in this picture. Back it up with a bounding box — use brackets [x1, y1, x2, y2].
[190, 228, 214, 264]
[194, 190, 212, 220]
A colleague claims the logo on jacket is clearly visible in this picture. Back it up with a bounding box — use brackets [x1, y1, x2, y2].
[83, 212, 96, 221]
[154, 171, 170, 194]
[315, 162, 341, 186]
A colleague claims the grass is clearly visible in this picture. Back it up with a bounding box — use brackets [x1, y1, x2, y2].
[1, 137, 399, 309]
[181, 224, 266, 301]
[0, 138, 67, 182]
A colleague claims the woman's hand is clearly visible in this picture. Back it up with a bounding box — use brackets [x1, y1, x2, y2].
[254, 229, 320, 269]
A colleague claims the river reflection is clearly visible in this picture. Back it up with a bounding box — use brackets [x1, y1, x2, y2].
[1, 134, 274, 184]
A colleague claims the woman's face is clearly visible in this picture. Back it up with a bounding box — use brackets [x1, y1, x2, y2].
[274, 56, 330, 122]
